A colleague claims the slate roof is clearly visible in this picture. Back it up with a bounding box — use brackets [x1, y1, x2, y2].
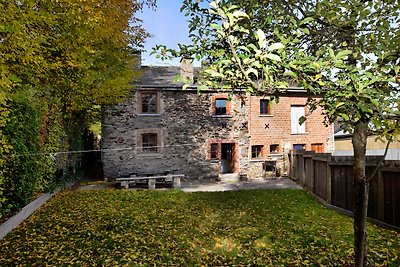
[133, 65, 312, 96]
[134, 66, 200, 87]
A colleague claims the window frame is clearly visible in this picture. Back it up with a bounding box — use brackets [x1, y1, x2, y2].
[136, 128, 162, 156]
[269, 144, 279, 154]
[260, 99, 271, 115]
[251, 145, 264, 159]
[210, 143, 219, 159]
[139, 91, 159, 114]
[311, 143, 324, 153]
[215, 98, 227, 116]
[293, 144, 305, 151]
[291, 105, 306, 134]
[142, 133, 158, 153]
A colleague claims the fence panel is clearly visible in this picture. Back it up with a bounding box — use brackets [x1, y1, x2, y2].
[290, 150, 400, 228]
[367, 166, 379, 221]
[313, 159, 328, 201]
[383, 171, 400, 227]
[296, 154, 304, 183]
[304, 156, 313, 189]
[331, 164, 353, 211]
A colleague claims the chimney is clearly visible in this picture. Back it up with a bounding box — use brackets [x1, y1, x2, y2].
[133, 50, 142, 69]
[180, 57, 194, 82]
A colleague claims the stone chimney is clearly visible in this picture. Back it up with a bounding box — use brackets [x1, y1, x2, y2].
[133, 50, 142, 69]
[180, 57, 194, 82]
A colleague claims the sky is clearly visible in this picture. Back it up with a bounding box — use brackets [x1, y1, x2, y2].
[139, 0, 195, 66]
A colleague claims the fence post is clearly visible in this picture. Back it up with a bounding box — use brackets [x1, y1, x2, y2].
[326, 155, 332, 204]
[288, 151, 293, 179]
[310, 156, 315, 192]
[301, 151, 306, 185]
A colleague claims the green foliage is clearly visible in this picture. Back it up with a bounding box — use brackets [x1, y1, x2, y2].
[0, 189, 398, 266]
[0, 0, 155, 217]
[2, 98, 42, 214]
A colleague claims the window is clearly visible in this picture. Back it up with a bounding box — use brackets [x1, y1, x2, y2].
[142, 133, 158, 153]
[215, 98, 227, 115]
[291, 105, 306, 134]
[260, 99, 271, 115]
[293, 144, 305, 151]
[141, 92, 158, 114]
[311, 143, 324, 153]
[210, 143, 218, 159]
[270, 144, 279, 154]
[251, 145, 263, 158]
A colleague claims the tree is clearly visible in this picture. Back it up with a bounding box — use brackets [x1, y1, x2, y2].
[154, 0, 400, 265]
[0, 0, 156, 216]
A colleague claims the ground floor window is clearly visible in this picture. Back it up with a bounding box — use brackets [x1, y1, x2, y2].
[210, 143, 218, 159]
[293, 144, 305, 151]
[251, 145, 263, 159]
[270, 144, 279, 154]
[142, 133, 158, 153]
[311, 143, 324, 153]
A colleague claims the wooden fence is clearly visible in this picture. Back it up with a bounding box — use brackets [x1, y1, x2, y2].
[289, 150, 400, 228]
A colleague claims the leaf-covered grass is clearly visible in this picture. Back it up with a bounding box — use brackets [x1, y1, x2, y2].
[0, 189, 399, 266]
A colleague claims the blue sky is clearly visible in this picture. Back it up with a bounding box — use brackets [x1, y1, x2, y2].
[139, 1, 193, 66]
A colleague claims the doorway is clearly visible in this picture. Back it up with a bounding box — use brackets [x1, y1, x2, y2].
[220, 143, 234, 173]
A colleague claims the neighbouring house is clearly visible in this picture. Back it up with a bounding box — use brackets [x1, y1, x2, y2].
[101, 59, 334, 180]
[334, 125, 400, 160]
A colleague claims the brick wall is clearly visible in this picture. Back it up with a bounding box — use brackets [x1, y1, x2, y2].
[248, 95, 334, 178]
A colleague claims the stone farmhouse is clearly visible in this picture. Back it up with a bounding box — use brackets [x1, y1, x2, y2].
[101, 60, 334, 180]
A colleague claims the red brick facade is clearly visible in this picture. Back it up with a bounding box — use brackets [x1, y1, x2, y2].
[247, 95, 333, 177]
[249, 95, 331, 156]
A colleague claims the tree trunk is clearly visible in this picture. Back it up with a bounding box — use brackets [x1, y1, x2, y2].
[352, 121, 368, 267]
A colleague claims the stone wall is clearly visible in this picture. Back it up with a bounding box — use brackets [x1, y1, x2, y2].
[102, 89, 250, 180]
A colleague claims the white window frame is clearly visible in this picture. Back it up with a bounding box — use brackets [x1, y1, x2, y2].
[291, 105, 306, 134]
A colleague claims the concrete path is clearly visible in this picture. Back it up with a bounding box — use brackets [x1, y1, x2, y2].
[76, 178, 302, 192]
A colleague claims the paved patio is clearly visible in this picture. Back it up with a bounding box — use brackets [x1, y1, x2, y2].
[180, 178, 302, 192]
[77, 178, 302, 192]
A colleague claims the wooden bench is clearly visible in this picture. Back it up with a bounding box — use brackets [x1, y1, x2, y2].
[116, 174, 184, 189]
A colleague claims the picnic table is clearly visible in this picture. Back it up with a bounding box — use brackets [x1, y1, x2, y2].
[116, 173, 184, 189]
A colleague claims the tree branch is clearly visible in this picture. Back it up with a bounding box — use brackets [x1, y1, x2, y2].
[225, 30, 263, 92]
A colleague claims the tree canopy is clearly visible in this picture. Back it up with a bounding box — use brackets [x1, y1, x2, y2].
[0, 0, 155, 217]
[154, 0, 400, 265]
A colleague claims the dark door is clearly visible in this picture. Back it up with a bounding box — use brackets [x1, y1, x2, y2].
[221, 143, 234, 173]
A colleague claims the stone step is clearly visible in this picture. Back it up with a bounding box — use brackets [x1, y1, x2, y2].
[218, 173, 240, 183]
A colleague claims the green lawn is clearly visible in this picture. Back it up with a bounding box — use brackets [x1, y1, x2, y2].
[0, 189, 399, 266]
